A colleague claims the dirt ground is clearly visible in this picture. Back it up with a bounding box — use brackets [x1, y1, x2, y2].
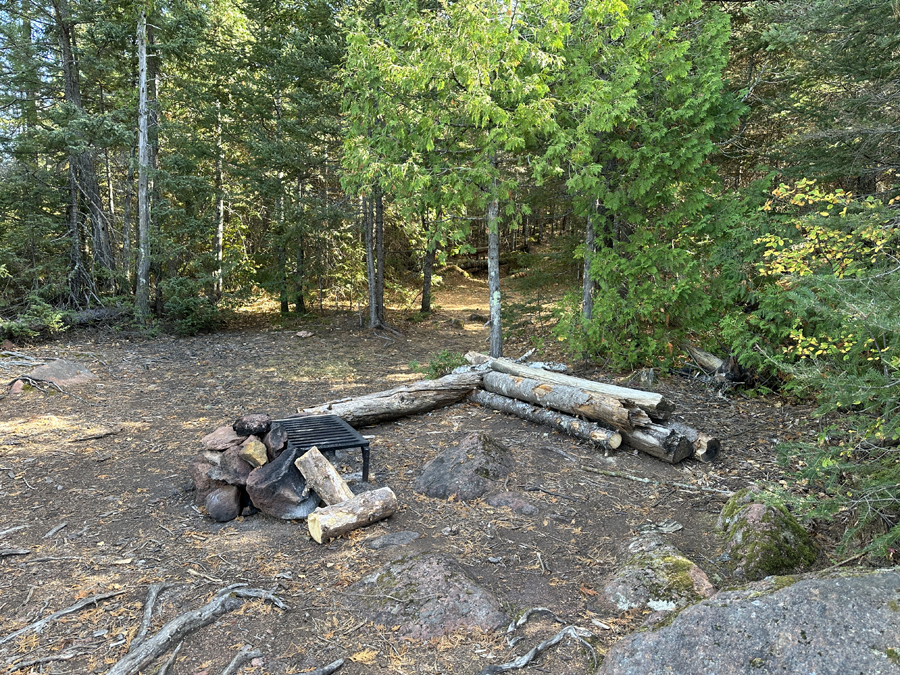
[0, 273, 856, 675]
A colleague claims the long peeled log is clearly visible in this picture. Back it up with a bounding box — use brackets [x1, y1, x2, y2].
[620, 423, 694, 464]
[308, 487, 398, 544]
[470, 354, 674, 422]
[482, 372, 649, 432]
[468, 390, 621, 450]
[300, 371, 484, 427]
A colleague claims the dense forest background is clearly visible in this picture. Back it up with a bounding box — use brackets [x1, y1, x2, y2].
[1, 0, 898, 553]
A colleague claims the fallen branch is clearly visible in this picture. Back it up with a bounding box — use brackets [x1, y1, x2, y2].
[104, 585, 286, 675]
[2, 375, 91, 404]
[0, 590, 124, 647]
[580, 465, 734, 496]
[157, 641, 182, 675]
[70, 427, 121, 442]
[43, 522, 67, 538]
[306, 658, 345, 675]
[9, 650, 90, 673]
[0, 525, 28, 538]
[220, 645, 262, 675]
[0, 548, 30, 558]
[476, 626, 596, 675]
[133, 583, 175, 648]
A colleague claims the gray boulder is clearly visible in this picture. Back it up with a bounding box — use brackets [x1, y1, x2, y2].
[414, 433, 514, 501]
[233, 413, 271, 436]
[345, 552, 507, 640]
[598, 569, 900, 675]
[717, 487, 817, 580]
[367, 531, 421, 550]
[200, 426, 246, 451]
[600, 534, 716, 624]
[263, 424, 288, 461]
[245, 445, 319, 519]
[188, 456, 227, 506]
[208, 446, 254, 486]
[205, 486, 243, 522]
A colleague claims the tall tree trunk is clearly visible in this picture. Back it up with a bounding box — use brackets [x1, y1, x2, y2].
[135, 10, 151, 322]
[295, 242, 306, 313]
[582, 202, 596, 322]
[213, 101, 225, 300]
[122, 145, 134, 289]
[487, 180, 502, 358]
[54, 0, 111, 297]
[420, 209, 436, 314]
[365, 195, 377, 327]
[374, 191, 385, 325]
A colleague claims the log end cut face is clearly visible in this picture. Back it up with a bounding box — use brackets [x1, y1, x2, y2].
[413, 432, 515, 501]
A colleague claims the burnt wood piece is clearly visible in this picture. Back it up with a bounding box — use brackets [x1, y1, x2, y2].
[299, 371, 484, 428]
[307, 487, 398, 544]
[295, 446, 355, 506]
[481, 372, 650, 432]
[669, 422, 721, 463]
[620, 423, 694, 464]
[468, 390, 622, 450]
[469, 353, 675, 421]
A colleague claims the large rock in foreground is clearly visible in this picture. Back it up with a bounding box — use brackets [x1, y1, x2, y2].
[414, 433, 514, 501]
[345, 552, 508, 640]
[598, 569, 900, 675]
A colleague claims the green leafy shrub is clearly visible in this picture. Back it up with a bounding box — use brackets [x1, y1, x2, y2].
[159, 276, 222, 336]
[721, 179, 900, 555]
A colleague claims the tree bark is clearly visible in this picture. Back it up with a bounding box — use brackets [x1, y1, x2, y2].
[134, 10, 151, 322]
[300, 371, 484, 427]
[619, 423, 695, 464]
[374, 191, 385, 325]
[475, 355, 674, 421]
[582, 205, 596, 322]
[295, 446, 354, 505]
[365, 195, 377, 327]
[482, 371, 649, 432]
[307, 487, 397, 544]
[468, 390, 622, 450]
[487, 179, 502, 358]
[213, 100, 224, 300]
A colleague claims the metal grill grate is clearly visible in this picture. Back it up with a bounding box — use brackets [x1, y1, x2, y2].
[273, 414, 370, 482]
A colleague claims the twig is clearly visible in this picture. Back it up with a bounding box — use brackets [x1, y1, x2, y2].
[306, 658, 345, 675]
[507, 607, 563, 634]
[0, 549, 30, 558]
[477, 626, 596, 674]
[188, 568, 225, 584]
[21, 556, 79, 563]
[0, 591, 124, 647]
[103, 585, 286, 675]
[156, 640, 182, 675]
[0, 525, 28, 538]
[524, 486, 582, 501]
[9, 650, 89, 672]
[580, 465, 734, 496]
[43, 522, 67, 538]
[821, 551, 867, 572]
[70, 427, 121, 442]
[133, 583, 175, 649]
[220, 644, 262, 675]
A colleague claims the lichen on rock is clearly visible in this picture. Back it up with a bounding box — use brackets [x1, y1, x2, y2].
[716, 487, 817, 581]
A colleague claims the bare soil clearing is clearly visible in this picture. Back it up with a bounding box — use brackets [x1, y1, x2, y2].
[0, 274, 848, 675]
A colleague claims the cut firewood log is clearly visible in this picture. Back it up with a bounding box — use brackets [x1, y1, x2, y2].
[294, 446, 355, 505]
[482, 371, 650, 432]
[307, 487, 398, 544]
[468, 390, 622, 450]
[619, 423, 695, 464]
[468, 353, 674, 421]
[682, 343, 743, 382]
[300, 371, 484, 427]
[669, 422, 721, 463]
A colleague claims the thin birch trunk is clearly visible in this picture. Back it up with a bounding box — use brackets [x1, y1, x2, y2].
[135, 10, 151, 321]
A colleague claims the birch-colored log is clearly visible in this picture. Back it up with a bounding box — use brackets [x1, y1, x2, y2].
[481, 371, 649, 432]
[468, 390, 621, 450]
[295, 446, 354, 505]
[308, 487, 397, 544]
[619, 423, 694, 464]
[469, 354, 674, 421]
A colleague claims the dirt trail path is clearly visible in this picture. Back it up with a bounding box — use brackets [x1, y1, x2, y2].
[0, 274, 828, 675]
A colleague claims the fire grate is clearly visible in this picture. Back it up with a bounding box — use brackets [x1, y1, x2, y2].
[273, 414, 370, 483]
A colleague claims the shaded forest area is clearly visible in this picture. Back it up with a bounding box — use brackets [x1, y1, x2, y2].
[1, 0, 898, 554]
